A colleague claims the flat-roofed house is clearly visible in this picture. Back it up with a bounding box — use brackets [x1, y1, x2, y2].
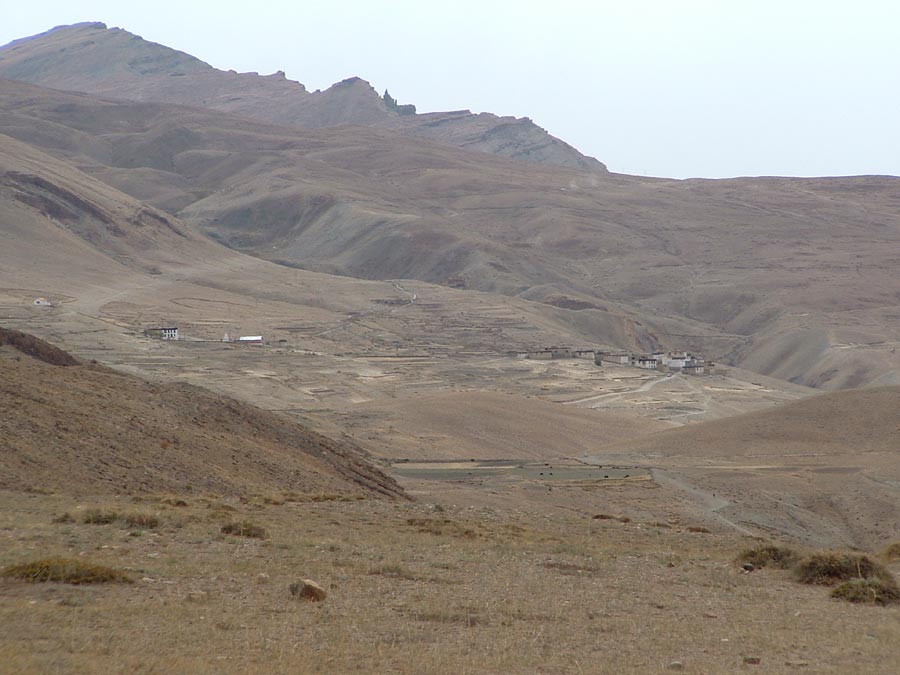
[145, 326, 178, 340]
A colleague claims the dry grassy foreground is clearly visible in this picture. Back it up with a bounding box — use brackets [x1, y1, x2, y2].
[1, 491, 898, 674]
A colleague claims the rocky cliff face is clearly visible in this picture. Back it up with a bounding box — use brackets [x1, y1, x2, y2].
[0, 22, 605, 171]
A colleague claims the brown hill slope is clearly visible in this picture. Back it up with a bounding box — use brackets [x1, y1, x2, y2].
[345, 390, 673, 461]
[0, 22, 604, 171]
[603, 385, 900, 458]
[591, 386, 900, 548]
[3, 77, 900, 388]
[0, 328, 404, 498]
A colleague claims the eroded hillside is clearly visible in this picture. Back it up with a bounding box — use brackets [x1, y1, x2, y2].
[1, 76, 899, 387]
[0, 22, 604, 170]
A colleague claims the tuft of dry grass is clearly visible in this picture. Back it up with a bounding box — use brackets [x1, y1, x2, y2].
[831, 578, 900, 606]
[1, 557, 132, 584]
[687, 525, 711, 534]
[882, 542, 900, 562]
[162, 498, 189, 507]
[82, 510, 160, 528]
[406, 517, 478, 538]
[794, 553, 891, 586]
[738, 545, 800, 570]
[123, 513, 160, 529]
[82, 509, 119, 525]
[404, 609, 482, 627]
[221, 521, 267, 539]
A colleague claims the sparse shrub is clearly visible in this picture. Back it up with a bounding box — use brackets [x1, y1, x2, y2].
[221, 521, 267, 539]
[406, 517, 478, 538]
[795, 552, 891, 586]
[738, 545, 799, 570]
[882, 542, 900, 562]
[82, 509, 119, 525]
[2, 557, 132, 584]
[123, 513, 160, 529]
[162, 498, 189, 507]
[687, 525, 711, 534]
[52, 512, 75, 524]
[831, 578, 900, 606]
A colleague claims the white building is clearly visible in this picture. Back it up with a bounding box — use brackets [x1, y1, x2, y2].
[667, 352, 691, 369]
[146, 326, 178, 340]
[237, 335, 264, 344]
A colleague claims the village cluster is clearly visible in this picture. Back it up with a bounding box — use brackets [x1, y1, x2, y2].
[143, 322, 709, 375]
[513, 347, 710, 375]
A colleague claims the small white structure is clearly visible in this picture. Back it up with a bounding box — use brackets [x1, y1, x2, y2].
[237, 335, 264, 344]
[667, 352, 691, 369]
[636, 356, 659, 369]
[33, 297, 52, 307]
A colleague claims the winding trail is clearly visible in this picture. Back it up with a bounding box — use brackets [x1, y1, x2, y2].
[564, 373, 674, 407]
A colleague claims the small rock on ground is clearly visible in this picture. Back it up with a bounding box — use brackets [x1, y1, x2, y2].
[289, 579, 326, 602]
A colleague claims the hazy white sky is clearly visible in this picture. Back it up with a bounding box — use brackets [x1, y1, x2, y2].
[3, 1, 899, 178]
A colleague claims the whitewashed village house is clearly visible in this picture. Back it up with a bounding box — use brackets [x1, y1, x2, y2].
[145, 326, 178, 340]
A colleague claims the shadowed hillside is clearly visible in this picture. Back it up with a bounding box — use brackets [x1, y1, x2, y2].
[0, 22, 604, 171]
[0, 329, 405, 498]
